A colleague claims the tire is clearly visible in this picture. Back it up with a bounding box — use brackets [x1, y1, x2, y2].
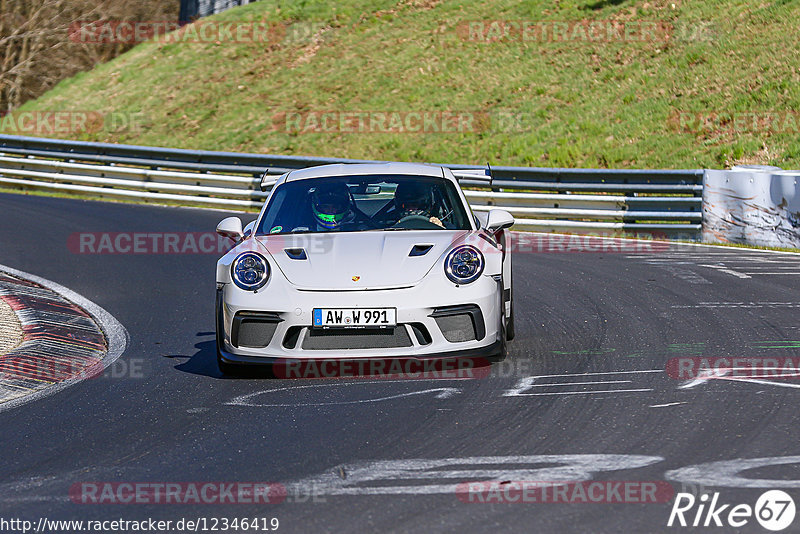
[505, 292, 515, 341]
[217, 352, 240, 376]
[216, 327, 253, 377]
[503, 276, 517, 341]
[487, 314, 508, 363]
[487, 347, 507, 363]
[500, 230, 515, 342]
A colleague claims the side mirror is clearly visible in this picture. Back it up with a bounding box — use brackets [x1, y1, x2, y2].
[474, 211, 489, 229]
[216, 216, 243, 242]
[242, 220, 256, 238]
[485, 209, 514, 232]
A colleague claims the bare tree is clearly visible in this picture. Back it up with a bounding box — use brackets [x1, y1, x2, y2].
[0, 0, 178, 112]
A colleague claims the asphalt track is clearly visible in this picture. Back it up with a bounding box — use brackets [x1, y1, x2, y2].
[1, 191, 799, 533]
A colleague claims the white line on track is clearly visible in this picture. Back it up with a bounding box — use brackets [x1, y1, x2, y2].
[742, 272, 800, 275]
[227, 381, 463, 407]
[722, 377, 800, 389]
[0, 264, 128, 413]
[504, 369, 662, 397]
[506, 389, 653, 396]
[631, 257, 799, 265]
[698, 264, 751, 279]
[680, 368, 800, 390]
[525, 380, 632, 387]
[735, 266, 800, 269]
[517, 369, 663, 379]
[651, 243, 800, 256]
[671, 303, 800, 308]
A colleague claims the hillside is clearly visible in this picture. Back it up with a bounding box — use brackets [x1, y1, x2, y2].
[7, 0, 800, 169]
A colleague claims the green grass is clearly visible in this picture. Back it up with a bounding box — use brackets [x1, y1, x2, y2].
[669, 238, 800, 254]
[8, 0, 800, 169]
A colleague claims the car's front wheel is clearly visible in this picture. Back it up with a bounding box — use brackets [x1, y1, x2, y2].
[487, 310, 508, 363]
[217, 352, 238, 376]
[505, 286, 515, 341]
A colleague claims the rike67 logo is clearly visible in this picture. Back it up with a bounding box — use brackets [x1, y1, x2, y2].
[668, 490, 796, 531]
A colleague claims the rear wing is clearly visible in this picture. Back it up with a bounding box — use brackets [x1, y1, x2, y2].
[261, 167, 492, 190]
[450, 165, 493, 186]
[260, 171, 282, 192]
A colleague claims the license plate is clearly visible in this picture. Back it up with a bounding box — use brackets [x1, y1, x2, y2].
[312, 308, 396, 328]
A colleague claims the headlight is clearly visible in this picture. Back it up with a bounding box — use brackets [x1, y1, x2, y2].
[444, 245, 484, 285]
[231, 252, 270, 291]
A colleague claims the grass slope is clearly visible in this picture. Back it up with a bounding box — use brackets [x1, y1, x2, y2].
[10, 0, 800, 169]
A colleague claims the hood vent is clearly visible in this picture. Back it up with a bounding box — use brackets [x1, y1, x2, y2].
[409, 244, 434, 257]
[284, 248, 307, 260]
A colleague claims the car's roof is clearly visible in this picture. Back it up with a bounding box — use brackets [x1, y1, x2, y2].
[285, 162, 448, 182]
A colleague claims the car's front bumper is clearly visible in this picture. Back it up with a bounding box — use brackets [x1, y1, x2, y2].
[217, 274, 504, 365]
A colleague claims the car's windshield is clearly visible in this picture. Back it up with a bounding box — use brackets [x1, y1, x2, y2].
[256, 175, 472, 235]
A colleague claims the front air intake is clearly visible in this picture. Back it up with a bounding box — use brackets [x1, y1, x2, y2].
[302, 327, 413, 350]
[231, 311, 283, 348]
[434, 314, 476, 342]
[409, 244, 434, 257]
[285, 248, 307, 260]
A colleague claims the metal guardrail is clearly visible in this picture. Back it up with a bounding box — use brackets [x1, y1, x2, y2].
[0, 134, 704, 236]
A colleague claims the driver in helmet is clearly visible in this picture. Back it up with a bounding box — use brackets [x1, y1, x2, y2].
[310, 182, 359, 231]
[393, 182, 444, 228]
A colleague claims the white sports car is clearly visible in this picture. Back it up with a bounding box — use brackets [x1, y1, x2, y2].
[214, 162, 514, 374]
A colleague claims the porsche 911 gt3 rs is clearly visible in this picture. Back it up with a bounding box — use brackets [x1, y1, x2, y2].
[214, 162, 514, 374]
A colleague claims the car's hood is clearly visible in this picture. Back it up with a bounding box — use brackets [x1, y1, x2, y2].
[255, 231, 470, 290]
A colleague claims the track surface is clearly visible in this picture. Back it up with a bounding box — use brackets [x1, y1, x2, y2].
[1, 192, 799, 533]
